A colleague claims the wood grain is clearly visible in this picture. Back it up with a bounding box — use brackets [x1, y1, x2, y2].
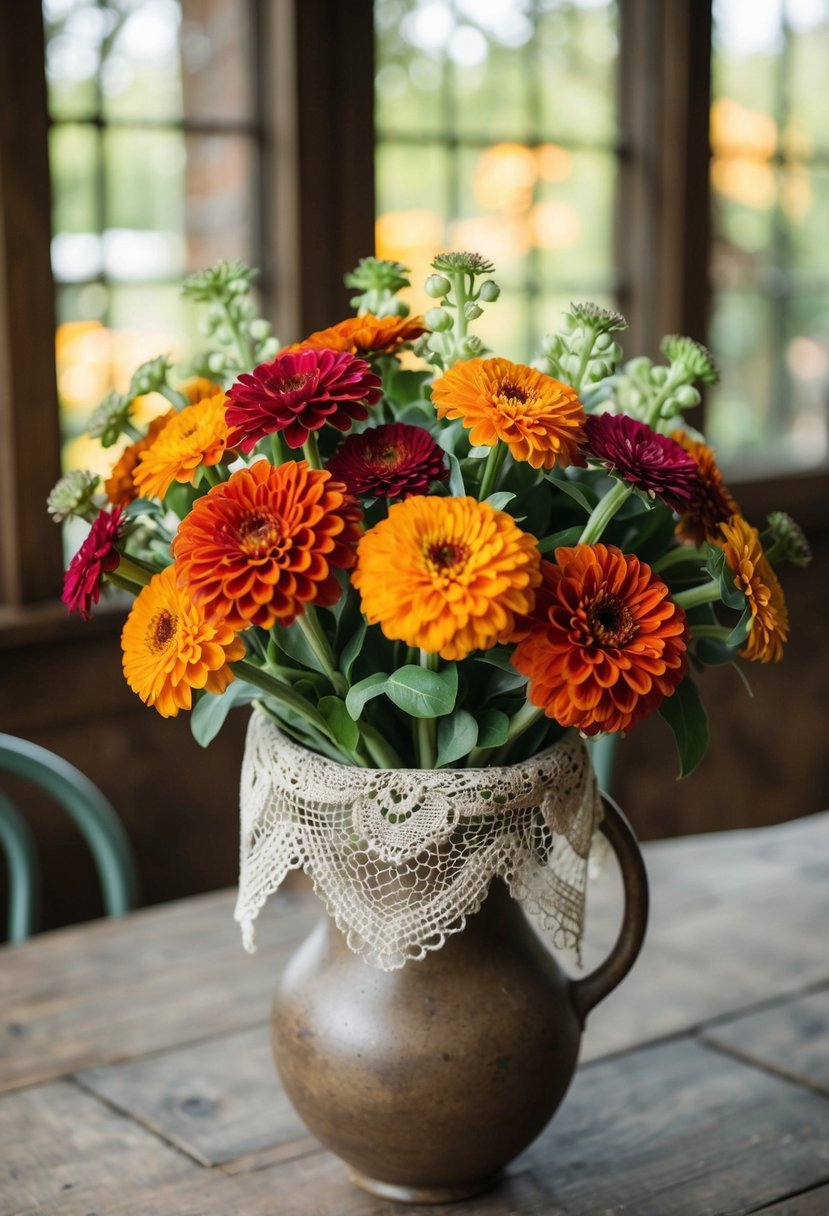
[702, 988, 829, 1098]
[754, 1185, 829, 1214]
[78, 1025, 312, 1168]
[0, 888, 318, 1093]
[0, 1078, 195, 1216]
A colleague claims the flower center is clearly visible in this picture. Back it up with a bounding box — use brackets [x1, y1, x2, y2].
[499, 381, 529, 404]
[238, 511, 283, 556]
[425, 539, 468, 572]
[368, 443, 403, 469]
[587, 592, 636, 647]
[147, 609, 178, 653]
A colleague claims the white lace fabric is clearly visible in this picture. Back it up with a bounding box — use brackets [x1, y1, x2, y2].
[235, 709, 604, 970]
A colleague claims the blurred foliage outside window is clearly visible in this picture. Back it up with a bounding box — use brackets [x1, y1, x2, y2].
[44, 0, 258, 480]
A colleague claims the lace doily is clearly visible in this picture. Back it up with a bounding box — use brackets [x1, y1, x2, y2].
[234, 709, 603, 970]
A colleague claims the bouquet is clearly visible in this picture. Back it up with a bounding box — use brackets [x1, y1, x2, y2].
[50, 251, 810, 779]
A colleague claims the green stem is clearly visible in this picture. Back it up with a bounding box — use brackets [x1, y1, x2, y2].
[673, 580, 722, 610]
[124, 423, 142, 442]
[202, 465, 223, 488]
[104, 571, 145, 597]
[233, 659, 332, 737]
[645, 367, 682, 431]
[763, 538, 783, 565]
[360, 722, 404, 769]
[222, 300, 254, 369]
[490, 700, 544, 767]
[571, 324, 598, 394]
[116, 554, 154, 587]
[160, 384, 189, 411]
[297, 607, 346, 695]
[578, 478, 633, 545]
[270, 431, 289, 465]
[652, 544, 707, 573]
[451, 270, 469, 356]
[415, 648, 438, 769]
[690, 625, 733, 642]
[478, 442, 507, 501]
[302, 432, 323, 471]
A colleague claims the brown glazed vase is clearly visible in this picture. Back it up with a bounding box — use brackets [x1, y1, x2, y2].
[271, 795, 648, 1205]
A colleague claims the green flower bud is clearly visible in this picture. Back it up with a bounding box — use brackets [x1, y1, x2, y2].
[660, 334, 718, 385]
[249, 319, 271, 341]
[660, 396, 680, 417]
[431, 251, 495, 276]
[47, 469, 100, 522]
[651, 366, 669, 386]
[425, 307, 453, 332]
[345, 256, 411, 295]
[767, 511, 812, 567]
[464, 301, 483, 320]
[460, 335, 483, 358]
[675, 385, 701, 408]
[182, 259, 257, 303]
[87, 391, 134, 447]
[207, 352, 226, 373]
[425, 274, 451, 299]
[257, 337, 279, 361]
[478, 280, 500, 302]
[626, 356, 652, 377]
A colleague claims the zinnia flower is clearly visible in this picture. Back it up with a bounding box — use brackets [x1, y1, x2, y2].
[105, 411, 175, 508]
[62, 506, 124, 620]
[283, 314, 427, 356]
[430, 357, 585, 470]
[352, 495, 541, 660]
[133, 392, 231, 500]
[172, 459, 362, 630]
[226, 349, 382, 452]
[326, 423, 448, 500]
[671, 429, 742, 544]
[584, 414, 701, 512]
[512, 544, 689, 736]
[121, 565, 245, 718]
[719, 515, 789, 663]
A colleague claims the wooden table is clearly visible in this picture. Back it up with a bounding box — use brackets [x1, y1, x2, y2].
[2, 812, 829, 1216]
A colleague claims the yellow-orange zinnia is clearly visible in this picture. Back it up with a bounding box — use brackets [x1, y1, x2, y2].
[430, 357, 585, 470]
[133, 391, 232, 500]
[719, 515, 788, 663]
[105, 410, 175, 508]
[512, 545, 689, 736]
[284, 314, 427, 356]
[172, 459, 362, 631]
[672, 429, 742, 545]
[352, 495, 541, 660]
[121, 565, 245, 718]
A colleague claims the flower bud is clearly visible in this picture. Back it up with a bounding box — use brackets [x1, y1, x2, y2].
[425, 306, 453, 332]
[258, 337, 279, 360]
[651, 366, 669, 385]
[425, 274, 451, 299]
[207, 352, 226, 373]
[463, 301, 483, 320]
[460, 335, 483, 358]
[249, 319, 271, 341]
[478, 280, 500, 302]
[675, 385, 701, 408]
[228, 277, 249, 295]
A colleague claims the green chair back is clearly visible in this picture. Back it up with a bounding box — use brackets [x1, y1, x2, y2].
[0, 734, 140, 943]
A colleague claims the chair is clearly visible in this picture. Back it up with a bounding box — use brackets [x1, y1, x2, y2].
[0, 734, 141, 943]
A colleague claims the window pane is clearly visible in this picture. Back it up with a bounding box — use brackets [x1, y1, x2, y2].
[374, 0, 620, 365]
[709, 0, 829, 474]
[44, 0, 102, 120]
[184, 133, 256, 270]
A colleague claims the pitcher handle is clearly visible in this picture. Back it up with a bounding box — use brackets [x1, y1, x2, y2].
[570, 794, 649, 1026]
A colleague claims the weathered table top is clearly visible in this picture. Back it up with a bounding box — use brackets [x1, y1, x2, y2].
[2, 811, 829, 1216]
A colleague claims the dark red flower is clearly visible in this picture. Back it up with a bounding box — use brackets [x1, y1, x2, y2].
[62, 506, 124, 620]
[326, 423, 448, 500]
[584, 413, 701, 513]
[226, 349, 382, 452]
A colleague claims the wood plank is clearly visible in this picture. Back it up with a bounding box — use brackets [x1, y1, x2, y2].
[31, 1037, 829, 1216]
[77, 1025, 313, 1169]
[754, 1185, 829, 1214]
[701, 989, 829, 1098]
[0, 887, 319, 1093]
[0, 1078, 195, 1216]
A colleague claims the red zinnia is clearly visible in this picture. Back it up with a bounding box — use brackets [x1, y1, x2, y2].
[326, 423, 448, 500]
[512, 544, 689, 736]
[584, 413, 701, 513]
[226, 349, 382, 452]
[62, 506, 124, 620]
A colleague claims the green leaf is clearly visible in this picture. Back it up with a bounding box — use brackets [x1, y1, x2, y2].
[726, 604, 753, 648]
[694, 638, 739, 666]
[659, 677, 709, 778]
[397, 401, 436, 427]
[339, 620, 367, 680]
[345, 672, 389, 721]
[538, 525, 583, 553]
[445, 451, 465, 496]
[384, 663, 458, 719]
[318, 696, 360, 754]
[475, 648, 517, 674]
[190, 682, 257, 748]
[704, 543, 745, 610]
[475, 708, 509, 749]
[621, 505, 677, 563]
[436, 709, 479, 767]
[545, 470, 598, 514]
[388, 369, 433, 406]
[273, 620, 327, 675]
[485, 492, 516, 511]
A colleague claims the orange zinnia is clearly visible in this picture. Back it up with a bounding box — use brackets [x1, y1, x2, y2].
[512, 545, 689, 736]
[172, 459, 362, 631]
[133, 391, 232, 501]
[283, 314, 427, 356]
[719, 515, 788, 663]
[352, 495, 541, 660]
[121, 565, 245, 718]
[672, 430, 742, 545]
[430, 357, 585, 470]
[105, 410, 175, 508]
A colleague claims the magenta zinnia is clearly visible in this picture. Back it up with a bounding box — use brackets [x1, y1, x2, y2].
[584, 413, 701, 512]
[226, 349, 382, 452]
[62, 506, 124, 620]
[326, 423, 448, 500]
